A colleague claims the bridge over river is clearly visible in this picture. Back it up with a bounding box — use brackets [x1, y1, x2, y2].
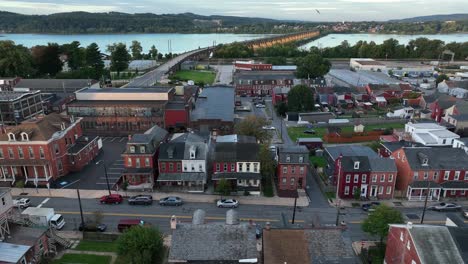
[126, 30, 319, 87]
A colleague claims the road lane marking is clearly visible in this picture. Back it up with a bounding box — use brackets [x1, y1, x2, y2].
[60, 179, 81, 189]
[37, 198, 50, 208]
[56, 211, 305, 223]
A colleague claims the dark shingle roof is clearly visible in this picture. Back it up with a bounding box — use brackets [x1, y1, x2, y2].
[214, 142, 259, 162]
[212, 172, 262, 180]
[128, 125, 168, 144]
[158, 173, 206, 182]
[278, 146, 309, 164]
[440, 181, 468, 189]
[305, 229, 357, 264]
[448, 227, 468, 262]
[191, 86, 235, 122]
[15, 79, 97, 92]
[409, 181, 441, 188]
[403, 147, 468, 171]
[169, 223, 257, 262]
[341, 156, 372, 172]
[368, 157, 397, 172]
[325, 145, 378, 161]
[158, 133, 207, 160]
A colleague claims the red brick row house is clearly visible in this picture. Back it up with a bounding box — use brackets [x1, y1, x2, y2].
[392, 147, 468, 200]
[157, 133, 208, 192]
[276, 146, 309, 197]
[233, 71, 296, 96]
[0, 113, 100, 188]
[335, 155, 397, 199]
[119, 125, 168, 191]
[212, 135, 261, 195]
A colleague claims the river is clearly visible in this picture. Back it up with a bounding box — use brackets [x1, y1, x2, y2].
[1, 33, 467, 54]
[0, 33, 271, 54]
[301, 33, 468, 50]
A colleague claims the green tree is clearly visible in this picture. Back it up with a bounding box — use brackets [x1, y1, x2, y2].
[61, 41, 85, 70]
[31, 43, 63, 76]
[287, 84, 315, 112]
[435, 74, 449, 87]
[265, 56, 287, 65]
[259, 144, 275, 181]
[362, 205, 404, 244]
[234, 115, 272, 143]
[117, 226, 164, 264]
[149, 45, 158, 60]
[275, 101, 288, 117]
[215, 178, 231, 196]
[295, 52, 331, 79]
[130, 40, 143, 60]
[109, 43, 131, 76]
[85, 42, 105, 77]
[0, 41, 34, 77]
[15, 180, 25, 192]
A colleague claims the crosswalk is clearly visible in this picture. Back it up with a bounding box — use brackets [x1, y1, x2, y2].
[101, 137, 127, 143]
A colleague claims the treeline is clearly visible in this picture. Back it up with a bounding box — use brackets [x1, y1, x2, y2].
[320, 38, 468, 60]
[0, 40, 167, 79]
[214, 43, 308, 60]
[0, 11, 319, 34]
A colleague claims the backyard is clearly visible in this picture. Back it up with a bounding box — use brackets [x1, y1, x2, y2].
[170, 70, 216, 85]
[287, 123, 405, 142]
[51, 254, 112, 264]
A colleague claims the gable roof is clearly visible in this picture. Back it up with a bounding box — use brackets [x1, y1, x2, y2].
[278, 146, 309, 164]
[214, 142, 259, 162]
[403, 147, 468, 171]
[368, 157, 397, 172]
[325, 145, 378, 161]
[158, 133, 207, 160]
[0, 113, 72, 141]
[128, 125, 168, 144]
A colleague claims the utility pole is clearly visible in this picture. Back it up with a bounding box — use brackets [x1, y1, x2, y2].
[335, 155, 342, 226]
[420, 181, 431, 224]
[77, 188, 85, 232]
[96, 160, 111, 195]
[292, 196, 298, 224]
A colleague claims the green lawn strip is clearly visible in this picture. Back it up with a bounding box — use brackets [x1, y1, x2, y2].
[171, 70, 216, 84]
[51, 254, 111, 264]
[309, 156, 327, 168]
[75, 240, 118, 253]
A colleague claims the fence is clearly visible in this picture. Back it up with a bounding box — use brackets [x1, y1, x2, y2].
[324, 131, 385, 143]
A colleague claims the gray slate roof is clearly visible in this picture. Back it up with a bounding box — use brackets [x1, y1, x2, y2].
[409, 180, 441, 188]
[341, 156, 371, 172]
[408, 225, 465, 264]
[368, 157, 397, 172]
[403, 147, 468, 171]
[212, 172, 262, 180]
[129, 125, 168, 144]
[157, 173, 206, 182]
[325, 145, 378, 161]
[169, 223, 257, 262]
[0, 242, 30, 263]
[159, 133, 207, 161]
[440, 181, 468, 189]
[305, 229, 357, 264]
[191, 86, 235, 122]
[214, 142, 259, 162]
[448, 226, 468, 262]
[278, 145, 309, 164]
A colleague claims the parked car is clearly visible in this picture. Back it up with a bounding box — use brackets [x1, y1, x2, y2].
[463, 210, 468, 219]
[128, 195, 153, 205]
[100, 194, 123, 204]
[262, 126, 276, 130]
[255, 104, 266, 108]
[217, 199, 239, 208]
[79, 221, 107, 232]
[13, 198, 31, 209]
[240, 93, 247, 97]
[117, 219, 146, 232]
[428, 202, 462, 211]
[159, 196, 183, 206]
[361, 202, 381, 212]
[303, 129, 316, 135]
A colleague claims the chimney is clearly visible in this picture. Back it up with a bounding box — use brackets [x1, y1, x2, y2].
[407, 222, 413, 229]
[265, 222, 271, 230]
[226, 209, 239, 225]
[170, 215, 177, 230]
[192, 209, 206, 225]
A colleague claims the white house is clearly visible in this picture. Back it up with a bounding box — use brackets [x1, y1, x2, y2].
[452, 138, 468, 153]
[405, 122, 460, 146]
[350, 58, 387, 72]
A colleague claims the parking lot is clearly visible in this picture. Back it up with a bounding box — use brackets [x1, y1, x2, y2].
[52, 137, 128, 190]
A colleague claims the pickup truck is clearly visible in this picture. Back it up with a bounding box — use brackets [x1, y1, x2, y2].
[13, 198, 31, 209]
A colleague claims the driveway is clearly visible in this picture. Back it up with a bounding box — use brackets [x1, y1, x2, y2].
[213, 65, 234, 85]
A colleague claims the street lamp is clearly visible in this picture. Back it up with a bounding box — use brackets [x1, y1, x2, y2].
[96, 160, 111, 196]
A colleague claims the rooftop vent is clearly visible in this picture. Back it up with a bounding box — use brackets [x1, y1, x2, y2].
[226, 209, 239, 225]
[192, 209, 206, 225]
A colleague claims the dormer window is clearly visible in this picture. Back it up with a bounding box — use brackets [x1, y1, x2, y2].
[189, 145, 196, 160]
[140, 146, 145, 153]
[60, 122, 66, 130]
[422, 158, 428, 166]
[7, 133, 15, 141]
[354, 161, 360, 169]
[286, 155, 291, 162]
[129, 146, 135, 153]
[21, 132, 28, 141]
[299, 156, 304, 163]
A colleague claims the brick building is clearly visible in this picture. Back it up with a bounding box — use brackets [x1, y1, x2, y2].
[0, 91, 43, 126]
[392, 147, 468, 200]
[67, 87, 176, 136]
[234, 61, 272, 71]
[157, 133, 208, 192]
[0, 113, 100, 188]
[212, 135, 261, 195]
[233, 71, 297, 96]
[385, 223, 466, 264]
[164, 85, 198, 131]
[335, 155, 397, 199]
[277, 146, 309, 197]
[119, 125, 168, 191]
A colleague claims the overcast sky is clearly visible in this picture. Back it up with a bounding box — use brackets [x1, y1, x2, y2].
[1, 0, 467, 21]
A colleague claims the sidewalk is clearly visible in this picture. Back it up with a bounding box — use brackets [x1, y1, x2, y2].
[329, 197, 468, 208]
[11, 188, 309, 207]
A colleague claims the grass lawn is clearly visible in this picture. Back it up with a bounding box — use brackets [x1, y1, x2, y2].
[287, 123, 405, 142]
[75, 240, 118, 253]
[309, 156, 327, 168]
[170, 70, 216, 84]
[325, 191, 336, 199]
[51, 254, 111, 264]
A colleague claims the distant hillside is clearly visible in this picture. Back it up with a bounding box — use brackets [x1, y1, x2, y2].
[390, 13, 468, 23]
[0, 11, 316, 34]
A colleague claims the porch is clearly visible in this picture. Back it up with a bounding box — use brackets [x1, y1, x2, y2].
[406, 181, 441, 201]
[441, 181, 468, 198]
[0, 161, 53, 188]
[212, 172, 262, 195]
[156, 172, 206, 193]
[117, 168, 154, 191]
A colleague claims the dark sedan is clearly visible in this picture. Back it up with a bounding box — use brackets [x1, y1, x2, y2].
[128, 195, 153, 205]
[362, 202, 381, 212]
[159, 196, 183, 206]
[79, 222, 107, 232]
